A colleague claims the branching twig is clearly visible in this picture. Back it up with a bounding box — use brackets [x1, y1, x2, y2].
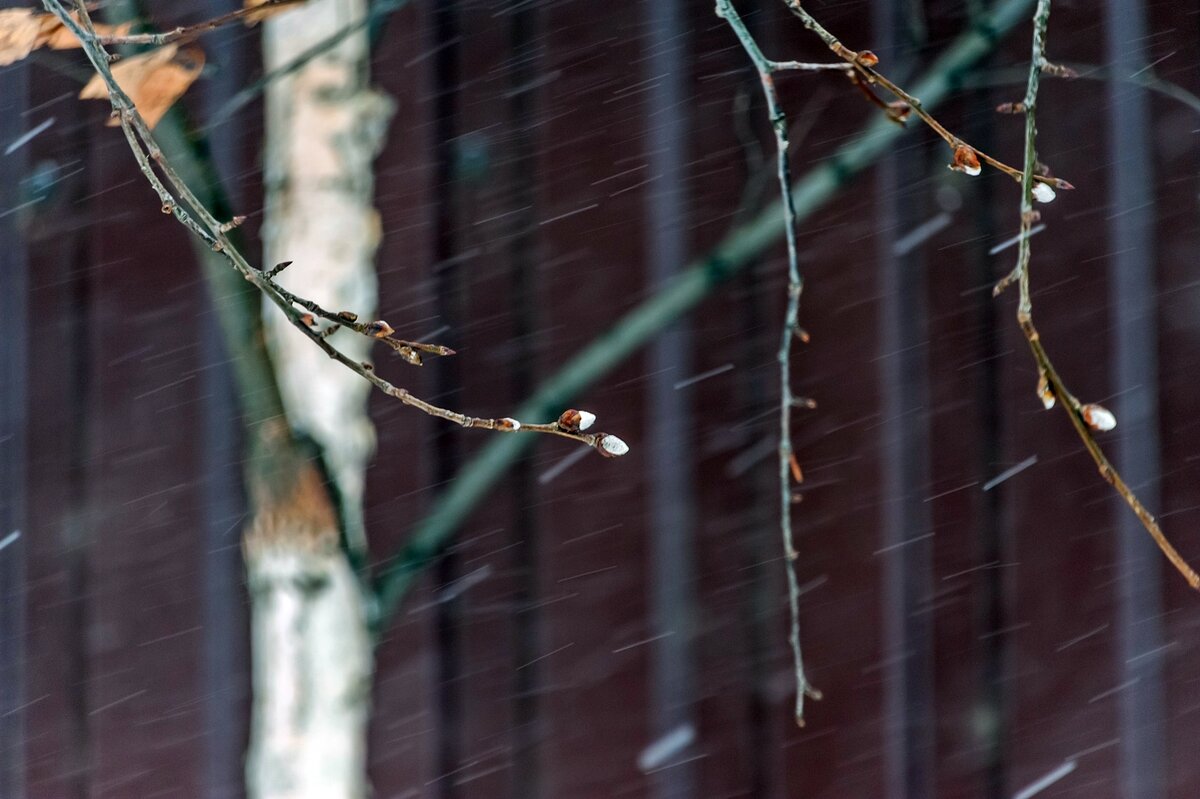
[998, 0, 1200, 589]
[92, 0, 305, 47]
[781, 0, 1069, 195]
[45, 0, 628, 460]
[715, 0, 821, 728]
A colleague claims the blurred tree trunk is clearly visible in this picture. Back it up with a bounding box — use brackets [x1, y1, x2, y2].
[245, 1, 393, 797]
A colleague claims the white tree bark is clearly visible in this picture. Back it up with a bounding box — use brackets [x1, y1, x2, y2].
[247, 2, 393, 797]
[261, 0, 394, 551]
[245, 507, 373, 799]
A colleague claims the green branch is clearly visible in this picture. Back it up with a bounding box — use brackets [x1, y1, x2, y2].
[371, 0, 1038, 630]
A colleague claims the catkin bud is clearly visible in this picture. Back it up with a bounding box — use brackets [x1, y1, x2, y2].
[1081, 403, 1116, 432]
[596, 434, 630, 458]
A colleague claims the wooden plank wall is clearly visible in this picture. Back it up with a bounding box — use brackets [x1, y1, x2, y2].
[7, 0, 1200, 797]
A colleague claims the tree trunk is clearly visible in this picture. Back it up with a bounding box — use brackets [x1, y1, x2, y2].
[244, 460, 372, 799]
[246, 1, 393, 797]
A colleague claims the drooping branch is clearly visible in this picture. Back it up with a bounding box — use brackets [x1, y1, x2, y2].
[714, 0, 821, 727]
[43, 0, 628, 460]
[781, 0, 1071, 196]
[372, 0, 1040, 629]
[997, 0, 1200, 589]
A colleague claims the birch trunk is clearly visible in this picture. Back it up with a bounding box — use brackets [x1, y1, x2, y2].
[246, 1, 394, 797]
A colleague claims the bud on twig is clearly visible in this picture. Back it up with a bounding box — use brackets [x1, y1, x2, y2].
[1036, 372, 1055, 409]
[365, 320, 394, 338]
[1081, 403, 1116, 432]
[219, 215, 247, 233]
[596, 434, 630, 458]
[995, 101, 1025, 114]
[1031, 182, 1056, 204]
[558, 409, 596, 432]
[496, 417, 521, 431]
[856, 50, 879, 67]
[885, 100, 911, 123]
[337, 311, 359, 323]
[949, 144, 982, 177]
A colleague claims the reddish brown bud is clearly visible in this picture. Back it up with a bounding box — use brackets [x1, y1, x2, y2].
[300, 313, 316, 327]
[856, 50, 879, 67]
[495, 417, 521, 431]
[950, 144, 982, 176]
[365, 320, 394, 338]
[558, 409, 583, 432]
[1053, 178, 1075, 191]
[995, 101, 1025, 114]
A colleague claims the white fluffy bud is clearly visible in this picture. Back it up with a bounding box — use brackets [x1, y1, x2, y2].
[1081, 403, 1116, 432]
[1032, 182, 1056, 204]
[577, 410, 596, 431]
[597, 434, 629, 457]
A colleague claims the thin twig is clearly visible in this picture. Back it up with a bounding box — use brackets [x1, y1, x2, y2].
[1001, 0, 1200, 589]
[715, 0, 821, 727]
[45, 0, 626, 459]
[781, 0, 1065, 193]
[93, 0, 306, 46]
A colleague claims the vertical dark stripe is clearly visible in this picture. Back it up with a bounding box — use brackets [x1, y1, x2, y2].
[200, 2, 249, 796]
[507, 3, 543, 797]
[432, 2, 464, 796]
[963, 63, 1010, 799]
[1104, 2, 1166, 797]
[64, 194, 94, 799]
[0, 59, 30, 799]
[644, 1, 697, 797]
[873, 1, 935, 796]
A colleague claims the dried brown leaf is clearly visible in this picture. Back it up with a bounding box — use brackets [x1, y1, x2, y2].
[79, 43, 205, 130]
[0, 9, 45, 66]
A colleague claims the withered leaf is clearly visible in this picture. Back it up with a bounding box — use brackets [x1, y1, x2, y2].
[0, 9, 45, 66]
[0, 9, 132, 66]
[79, 43, 205, 130]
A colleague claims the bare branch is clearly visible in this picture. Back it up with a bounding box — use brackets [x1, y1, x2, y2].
[93, 0, 306, 47]
[781, 0, 1069, 194]
[44, 0, 625, 459]
[998, 0, 1200, 589]
[715, 0, 820, 728]
[374, 0, 1041, 632]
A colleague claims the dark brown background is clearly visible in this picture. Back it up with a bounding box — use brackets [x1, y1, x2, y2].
[3, 0, 1200, 797]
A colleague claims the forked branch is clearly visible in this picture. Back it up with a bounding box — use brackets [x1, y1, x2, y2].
[44, 0, 628, 459]
[715, 0, 822, 727]
[1001, 0, 1200, 589]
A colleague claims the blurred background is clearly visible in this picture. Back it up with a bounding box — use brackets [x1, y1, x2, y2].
[3, 0, 1200, 797]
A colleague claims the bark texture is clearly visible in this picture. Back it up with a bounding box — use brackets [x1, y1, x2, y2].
[246, 1, 393, 797]
[244, 460, 372, 799]
[260, 0, 394, 552]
